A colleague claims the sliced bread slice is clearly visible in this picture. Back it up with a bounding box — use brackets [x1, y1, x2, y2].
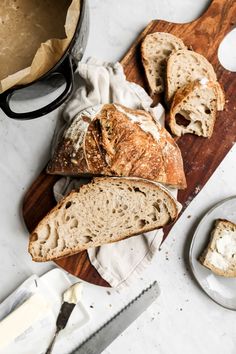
[29, 177, 180, 262]
[169, 80, 223, 138]
[141, 32, 186, 95]
[166, 49, 224, 110]
[199, 219, 236, 277]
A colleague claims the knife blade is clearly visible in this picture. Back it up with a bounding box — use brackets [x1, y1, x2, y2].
[45, 302, 75, 354]
[70, 281, 160, 354]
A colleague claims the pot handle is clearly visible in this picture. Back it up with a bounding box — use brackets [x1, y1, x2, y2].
[0, 56, 74, 120]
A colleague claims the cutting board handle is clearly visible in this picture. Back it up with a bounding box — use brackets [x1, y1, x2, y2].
[198, 0, 235, 39]
[178, 0, 236, 59]
[205, 0, 230, 12]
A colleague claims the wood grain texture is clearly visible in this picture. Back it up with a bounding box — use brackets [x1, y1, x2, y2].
[23, 0, 236, 287]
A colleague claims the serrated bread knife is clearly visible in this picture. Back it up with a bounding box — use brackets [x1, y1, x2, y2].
[70, 281, 160, 354]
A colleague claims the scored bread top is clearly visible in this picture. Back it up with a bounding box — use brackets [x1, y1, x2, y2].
[29, 177, 181, 262]
[169, 80, 223, 138]
[141, 32, 186, 95]
[166, 49, 218, 104]
[47, 103, 187, 189]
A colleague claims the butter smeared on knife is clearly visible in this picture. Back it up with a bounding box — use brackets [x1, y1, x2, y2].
[45, 282, 83, 354]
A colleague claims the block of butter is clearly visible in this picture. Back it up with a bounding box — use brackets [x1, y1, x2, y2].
[0, 293, 50, 350]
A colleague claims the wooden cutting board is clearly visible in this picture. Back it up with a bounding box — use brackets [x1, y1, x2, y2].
[23, 0, 236, 287]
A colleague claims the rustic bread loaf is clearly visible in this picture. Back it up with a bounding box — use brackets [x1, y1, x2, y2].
[141, 32, 186, 95]
[47, 104, 187, 189]
[29, 177, 181, 262]
[199, 219, 236, 277]
[166, 49, 223, 107]
[169, 80, 223, 138]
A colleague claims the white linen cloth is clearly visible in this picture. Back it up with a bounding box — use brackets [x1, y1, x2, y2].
[53, 58, 177, 288]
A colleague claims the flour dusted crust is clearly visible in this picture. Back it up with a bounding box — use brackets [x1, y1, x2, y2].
[48, 105, 104, 176]
[47, 103, 187, 189]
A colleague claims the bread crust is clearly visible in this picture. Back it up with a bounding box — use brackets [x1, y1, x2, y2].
[28, 177, 180, 262]
[166, 49, 218, 104]
[199, 257, 236, 277]
[141, 32, 186, 95]
[169, 80, 224, 138]
[47, 103, 187, 189]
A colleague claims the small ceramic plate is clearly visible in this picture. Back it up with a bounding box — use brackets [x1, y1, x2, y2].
[189, 196, 236, 310]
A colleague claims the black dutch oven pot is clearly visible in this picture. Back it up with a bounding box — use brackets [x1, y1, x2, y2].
[0, 0, 89, 120]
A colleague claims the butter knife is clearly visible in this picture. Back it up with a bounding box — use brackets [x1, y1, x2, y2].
[45, 282, 83, 354]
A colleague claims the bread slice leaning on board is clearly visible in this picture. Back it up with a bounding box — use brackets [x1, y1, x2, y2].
[166, 49, 225, 110]
[141, 32, 186, 95]
[169, 80, 224, 138]
[199, 219, 236, 277]
[28, 177, 181, 262]
[47, 103, 187, 189]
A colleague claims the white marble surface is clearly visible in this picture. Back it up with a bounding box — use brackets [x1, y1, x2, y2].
[0, 0, 236, 353]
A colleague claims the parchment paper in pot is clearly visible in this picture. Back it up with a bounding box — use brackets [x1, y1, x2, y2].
[0, 0, 81, 94]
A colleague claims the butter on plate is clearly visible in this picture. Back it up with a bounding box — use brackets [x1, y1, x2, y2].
[199, 219, 236, 277]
